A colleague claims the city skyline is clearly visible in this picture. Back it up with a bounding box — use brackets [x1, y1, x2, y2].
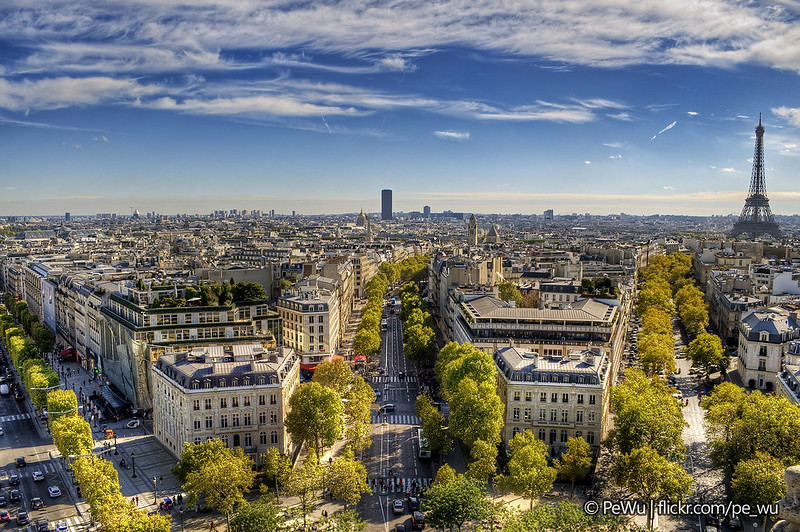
[1, 1, 800, 216]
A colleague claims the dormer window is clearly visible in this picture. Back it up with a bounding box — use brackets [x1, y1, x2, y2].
[243, 377, 250, 386]
[192, 381, 200, 390]
[219, 379, 226, 388]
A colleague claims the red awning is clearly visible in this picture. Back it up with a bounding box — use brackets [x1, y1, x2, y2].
[59, 348, 76, 357]
[331, 354, 345, 360]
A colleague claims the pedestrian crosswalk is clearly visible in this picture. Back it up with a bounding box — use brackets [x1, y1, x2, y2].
[371, 414, 420, 425]
[373, 477, 433, 493]
[370, 376, 417, 384]
[0, 412, 31, 423]
[59, 515, 89, 531]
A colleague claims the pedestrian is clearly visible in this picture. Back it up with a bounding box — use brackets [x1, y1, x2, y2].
[136, 496, 139, 505]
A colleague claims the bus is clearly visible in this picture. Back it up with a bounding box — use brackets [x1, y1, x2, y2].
[417, 428, 431, 459]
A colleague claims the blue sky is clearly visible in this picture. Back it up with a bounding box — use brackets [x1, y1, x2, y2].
[1, 0, 800, 216]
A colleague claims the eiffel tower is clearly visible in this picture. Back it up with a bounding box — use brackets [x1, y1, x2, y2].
[730, 115, 782, 239]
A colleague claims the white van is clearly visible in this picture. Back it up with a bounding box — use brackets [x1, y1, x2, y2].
[0, 384, 9, 395]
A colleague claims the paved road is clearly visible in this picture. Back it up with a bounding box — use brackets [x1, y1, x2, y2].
[360, 307, 434, 532]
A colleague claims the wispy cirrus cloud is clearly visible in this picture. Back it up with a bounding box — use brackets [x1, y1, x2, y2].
[650, 120, 677, 140]
[773, 106, 800, 127]
[433, 130, 470, 140]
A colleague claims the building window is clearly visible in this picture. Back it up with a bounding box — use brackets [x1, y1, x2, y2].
[259, 412, 267, 424]
[244, 433, 252, 447]
[270, 411, 277, 424]
[232, 397, 239, 408]
[260, 432, 267, 445]
[538, 429, 546, 441]
[576, 430, 583, 440]
[525, 391, 532, 402]
[319, 316, 323, 323]
[243, 377, 251, 386]
[204, 380, 211, 389]
[244, 413, 252, 426]
[192, 381, 200, 389]
[561, 430, 568, 443]
[588, 412, 596, 424]
[587, 432, 595, 444]
[194, 438, 201, 445]
[524, 408, 531, 421]
[760, 345, 768, 356]
[561, 410, 569, 422]
[232, 414, 240, 427]
[270, 394, 277, 405]
[205, 399, 212, 410]
[577, 394, 584, 404]
[243, 396, 251, 407]
[759, 360, 767, 371]
[259, 395, 266, 406]
[550, 409, 557, 422]
[220, 415, 228, 428]
[219, 379, 226, 388]
[513, 408, 520, 420]
[540, 392, 547, 402]
[220, 398, 227, 409]
[270, 431, 278, 444]
[562, 393, 569, 403]
[205, 416, 213, 429]
[513, 391, 521, 401]
[539, 409, 546, 421]
[576, 410, 584, 423]
[589, 395, 596, 405]
[220, 435, 228, 447]
[512, 427, 520, 437]
[551, 393, 558, 403]
[193, 400, 200, 411]
[193, 418, 201, 431]
[549, 430, 557, 444]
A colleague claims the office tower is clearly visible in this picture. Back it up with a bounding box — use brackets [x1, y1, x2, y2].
[543, 209, 554, 221]
[730, 115, 781, 239]
[423, 205, 431, 218]
[65, 212, 71, 221]
[381, 189, 392, 220]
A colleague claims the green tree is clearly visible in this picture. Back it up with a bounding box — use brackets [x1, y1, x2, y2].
[498, 283, 525, 308]
[496, 430, 556, 509]
[262, 448, 292, 503]
[46, 389, 79, 420]
[686, 332, 725, 379]
[433, 464, 458, 487]
[607, 369, 687, 462]
[286, 457, 324, 531]
[416, 393, 453, 455]
[466, 439, 498, 483]
[638, 331, 676, 377]
[378, 262, 398, 284]
[554, 437, 593, 496]
[438, 344, 497, 401]
[313, 358, 353, 397]
[732, 452, 786, 529]
[504, 500, 625, 532]
[183, 446, 255, 527]
[352, 328, 381, 357]
[449, 378, 505, 447]
[321, 509, 366, 532]
[343, 376, 374, 451]
[609, 445, 692, 530]
[50, 415, 94, 458]
[326, 447, 371, 508]
[229, 501, 284, 532]
[285, 382, 345, 460]
[425, 474, 490, 532]
[403, 323, 436, 366]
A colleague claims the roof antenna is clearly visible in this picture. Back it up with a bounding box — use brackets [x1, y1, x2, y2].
[759, 112, 762, 126]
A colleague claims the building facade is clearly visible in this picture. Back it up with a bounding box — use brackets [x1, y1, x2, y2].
[738, 306, 800, 391]
[151, 344, 300, 463]
[381, 189, 392, 221]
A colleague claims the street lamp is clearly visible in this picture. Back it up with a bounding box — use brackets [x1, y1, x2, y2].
[153, 476, 158, 505]
[131, 451, 136, 478]
[180, 508, 185, 532]
[114, 432, 118, 455]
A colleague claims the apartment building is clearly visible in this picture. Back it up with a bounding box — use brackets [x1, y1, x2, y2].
[777, 340, 800, 404]
[494, 344, 610, 457]
[738, 306, 800, 391]
[151, 344, 300, 463]
[351, 252, 378, 299]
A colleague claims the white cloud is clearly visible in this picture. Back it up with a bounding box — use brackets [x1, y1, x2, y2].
[73, 144, 81, 149]
[433, 130, 470, 140]
[608, 112, 633, 121]
[0, 76, 161, 112]
[687, 111, 699, 116]
[663, 185, 674, 190]
[773, 106, 800, 127]
[721, 167, 736, 172]
[603, 142, 624, 148]
[92, 135, 109, 142]
[651, 120, 677, 140]
[584, 160, 591, 165]
[609, 154, 622, 159]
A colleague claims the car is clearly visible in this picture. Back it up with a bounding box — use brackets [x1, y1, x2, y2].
[31, 497, 44, 509]
[672, 391, 683, 400]
[0, 495, 6, 507]
[56, 522, 69, 532]
[398, 371, 405, 380]
[395, 525, 407, 532]
[16, 456, 25, 467]
[33, 470, 45, 482]
[374, 389, 382, 398]
[9, 490, 21, 503]
[0, 426, 4, 436]
[407, 495, 421, 511]
[37, 519, 50, 532]
[411, 511, 426, 530]
[126, 419, 141, 429]
[48, 486, 61, 498]
[9, 473, 20, 485]
[17, 511, 29, 525]
[393, 499, 404, 515]
[382, 403, 396, 412]
[0, 509, 9, 522]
